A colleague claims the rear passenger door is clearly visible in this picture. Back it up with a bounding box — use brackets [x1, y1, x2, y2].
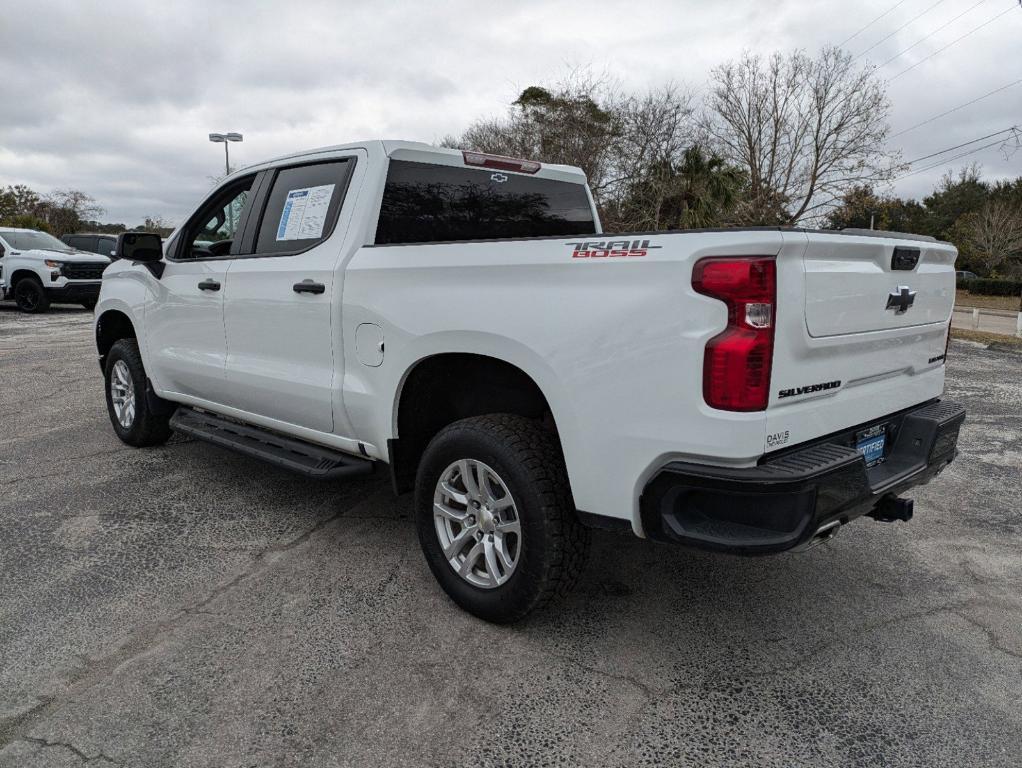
[222, 154, 361, 435]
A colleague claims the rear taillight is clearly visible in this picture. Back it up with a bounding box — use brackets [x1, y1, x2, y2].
[462, 150, 541, 174]
[692, 257, 776, 412]
[944, 321, 952, 362]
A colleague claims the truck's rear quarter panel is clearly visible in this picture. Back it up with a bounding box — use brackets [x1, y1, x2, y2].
[343, 230, 788, 529]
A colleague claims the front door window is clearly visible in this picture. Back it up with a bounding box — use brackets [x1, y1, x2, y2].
[181, 179, 253, 259]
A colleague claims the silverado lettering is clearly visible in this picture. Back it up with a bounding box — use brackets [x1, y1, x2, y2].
[777, 380, 842, 399]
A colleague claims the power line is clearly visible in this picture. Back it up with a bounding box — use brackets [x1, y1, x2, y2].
[878, 0, 989, 67]
[904, 126, 1018, 164]
[889, 77, 1022, 137]
[856, 0, 949, 60]
[890, 4, 1020, 81]
[837, 0, 912, 48]
[897, 132, 1020, 179]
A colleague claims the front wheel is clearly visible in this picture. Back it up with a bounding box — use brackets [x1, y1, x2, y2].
[104, 339, 173, 447]
[415, 414, 590, 623]
[13, 278, 49, 313]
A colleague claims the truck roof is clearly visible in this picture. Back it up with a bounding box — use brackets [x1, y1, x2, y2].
[238, 140, 590, 185]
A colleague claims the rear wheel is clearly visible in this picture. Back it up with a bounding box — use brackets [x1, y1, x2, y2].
[13, 278, 49, 313]
[415, 414, 590, 623]
[104, 339, 173, 447]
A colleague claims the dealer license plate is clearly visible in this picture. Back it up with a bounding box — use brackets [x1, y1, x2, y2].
[855, 424, 887, 467]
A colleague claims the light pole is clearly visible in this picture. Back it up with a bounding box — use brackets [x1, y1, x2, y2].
[208, 132, 243, 177]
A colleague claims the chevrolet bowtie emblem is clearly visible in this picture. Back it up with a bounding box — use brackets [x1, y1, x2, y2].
[886, 285, 917, 314]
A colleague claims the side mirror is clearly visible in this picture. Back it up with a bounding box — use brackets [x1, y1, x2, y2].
[116, 232, 163, 262]
[116, 232, 165, 277]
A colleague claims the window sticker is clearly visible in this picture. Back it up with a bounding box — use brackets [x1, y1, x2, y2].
[275, 184, 335, 241]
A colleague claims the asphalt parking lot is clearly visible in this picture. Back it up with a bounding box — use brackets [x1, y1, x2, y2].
[1, 306, 1020, 768]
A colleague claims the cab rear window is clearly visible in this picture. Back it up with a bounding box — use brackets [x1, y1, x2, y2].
[375, 160, 596, 245]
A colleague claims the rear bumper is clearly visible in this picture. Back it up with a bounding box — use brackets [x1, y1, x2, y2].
[639, 400, 965, 554]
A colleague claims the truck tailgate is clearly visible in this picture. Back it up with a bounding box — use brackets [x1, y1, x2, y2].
[766, 230, 956, 453]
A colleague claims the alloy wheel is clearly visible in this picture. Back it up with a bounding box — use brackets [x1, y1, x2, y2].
[109, 360, 136, 429]
[433, 459, 521, 589]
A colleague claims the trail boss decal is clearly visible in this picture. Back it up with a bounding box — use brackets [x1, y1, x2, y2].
[566, 239, 662, 258]
[777, 380, 842, 399]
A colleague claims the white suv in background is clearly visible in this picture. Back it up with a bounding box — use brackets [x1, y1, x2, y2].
[0, 228, 111, 312]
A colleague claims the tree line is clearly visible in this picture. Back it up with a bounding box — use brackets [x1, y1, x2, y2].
[0, 184, 170, 238]
[445, 47, 1021, 278]
[826, 171, 1022, 277]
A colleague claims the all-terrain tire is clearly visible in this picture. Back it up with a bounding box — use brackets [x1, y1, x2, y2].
[415, 414, 590, 623]
[104, 338, 174, 447]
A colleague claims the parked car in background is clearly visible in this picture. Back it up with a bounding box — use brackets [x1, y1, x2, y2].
[0, 227, 111, 312]
[93, 141, 964, 622]
[62, 232, 119, 259]
[956, 270, 979, 281]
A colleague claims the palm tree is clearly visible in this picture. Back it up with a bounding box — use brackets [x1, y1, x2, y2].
[617, 146, 745, 230]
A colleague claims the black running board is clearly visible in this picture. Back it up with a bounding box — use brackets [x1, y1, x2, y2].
[170, 407, 374, 479]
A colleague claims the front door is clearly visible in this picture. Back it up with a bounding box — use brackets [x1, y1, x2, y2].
[145, 175, 256, 404]
[222, 156, 359, 434]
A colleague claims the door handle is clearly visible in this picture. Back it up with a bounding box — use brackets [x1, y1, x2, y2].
[293, 280, 326, 295]
[198, 279, 221, 291]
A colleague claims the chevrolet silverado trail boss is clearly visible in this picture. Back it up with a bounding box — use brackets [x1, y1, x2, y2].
[1, 228, 111, 312]
[94, 141, 965, 622]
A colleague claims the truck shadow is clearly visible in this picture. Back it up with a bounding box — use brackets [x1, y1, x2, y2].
[0, 302, 93, 316]
[171, 437, 921, 643]
[139, 432, 949, 685]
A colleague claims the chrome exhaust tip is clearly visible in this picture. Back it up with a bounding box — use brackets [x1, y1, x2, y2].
[791, 520, 842, 552]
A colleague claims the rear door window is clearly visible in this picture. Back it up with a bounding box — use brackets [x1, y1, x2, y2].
[254, 160, 355, 255]
[98, 237, 117, 256]
[375, 160, 596, 245]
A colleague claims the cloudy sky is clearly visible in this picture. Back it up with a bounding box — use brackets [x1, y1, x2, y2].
[2, 0, 1020, 225]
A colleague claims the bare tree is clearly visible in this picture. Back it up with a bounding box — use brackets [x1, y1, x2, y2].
[448, 72, 702, 229]
[702, 47, 899, 224]
[35, 189, 104, 236]
[46, 189, 103, 220]
[953, 200, 1022, 275]
[452, 70, 624, 203]
[139, 215, 173, 235]
[600, 84, 697, 227]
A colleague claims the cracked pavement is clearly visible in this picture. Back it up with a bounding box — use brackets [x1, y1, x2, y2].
[1, 305, 1020, 767]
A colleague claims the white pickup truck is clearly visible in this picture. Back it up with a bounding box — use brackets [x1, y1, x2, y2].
[95, 141, 965, 622]
[0, 228, 111, 312]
